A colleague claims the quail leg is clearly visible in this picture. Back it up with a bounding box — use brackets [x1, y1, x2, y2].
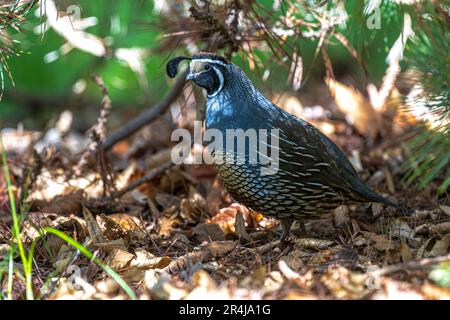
[280, 219, 294, 242]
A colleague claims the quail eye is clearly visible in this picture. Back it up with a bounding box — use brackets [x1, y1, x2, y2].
[204, 63, 212, 70]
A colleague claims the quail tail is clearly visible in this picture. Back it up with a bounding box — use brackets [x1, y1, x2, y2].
[351, 180, 413, 216]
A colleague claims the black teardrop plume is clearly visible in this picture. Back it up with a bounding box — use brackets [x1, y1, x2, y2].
[166, 56, 191, 78]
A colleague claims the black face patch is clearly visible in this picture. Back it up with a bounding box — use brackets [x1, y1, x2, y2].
[191, 68, 221, 95]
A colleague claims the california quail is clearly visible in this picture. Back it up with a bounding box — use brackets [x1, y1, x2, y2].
[167, 52, 410, 240]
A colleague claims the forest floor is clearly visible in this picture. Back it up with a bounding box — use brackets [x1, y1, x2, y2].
[1, 81, 449, 300]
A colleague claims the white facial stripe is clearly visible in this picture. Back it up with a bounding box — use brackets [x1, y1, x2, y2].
[191, 58, 229, 68]
[189, 69, 210, 77]
[209, 66, 224, 97]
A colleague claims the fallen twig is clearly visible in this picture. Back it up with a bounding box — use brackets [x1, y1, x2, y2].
[370, 254, 450, 277]
[256, 240, 280, 254]
[74, 75, 113, 176]
[90, 75, 113, 141]
[104, 161, 174, 200]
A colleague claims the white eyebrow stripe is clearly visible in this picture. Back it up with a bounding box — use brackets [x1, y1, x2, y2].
[189, 69, 210, 77]
[191, 58, 229, 68]
[208, 66, 224, 97]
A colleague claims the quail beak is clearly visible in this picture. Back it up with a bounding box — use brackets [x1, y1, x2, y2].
[186, 71, 194, 81]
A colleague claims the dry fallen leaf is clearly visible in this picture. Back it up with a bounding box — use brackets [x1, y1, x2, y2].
[83, 206, 105, 244]
[431, 222, 450, 235]
[122, 250, 171, 284]
[96, 278, 120, 295]
[372, 279, 423, 300]
[0, 244, 10, 255]
[149, 275, 187, 300]
[439, 205, 450, 217]
[280, 250, 305, 273]
[107, 248, 134, 271]
[203, 240, 237, 258]
[180, 185, 208, 223]
[256, 240, 280, 254]
[372, 202, 384, 217]
[247, 210, 265, 229]
[46, 233, 67, 258]
[321, 265, 369, 299]
[263, 271, 284, 293]
[193, 223, 226, 243]
[240, 266, 266, 288]
[208, 203, 250, 234]
[283, 291, 318, 300]
[390, 219, 413, 239]
[121, 267, 145, 284]
[325, 76, 382, 141]
[399, 241, 413, 262]
[143, 269, 160, 291]
[155, 192, 181, 209]
[185, 269, 231, 299]
[93, 239, 127, 253]
[53, 244, 75, 273]
[206, 178, 226, 215]
[130, 248, 172, 269]
[107, 213, 144, 232]
[191, 269, 216, 290]
[168, 251, 205, 274]
[158, 216, 177, 238]
[363, 232, 396, 252]
[34, 190, 84, 216]
[416, 238, 435, 259]
[294, 238, 335, 251]
[429, 234, 450, 257]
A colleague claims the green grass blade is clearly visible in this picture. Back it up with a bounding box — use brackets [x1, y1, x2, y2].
[1, 134, 33, 300]
[7, 247, 14, 300]
[43, 227, 137, 300]
[438, 175, 450, 195]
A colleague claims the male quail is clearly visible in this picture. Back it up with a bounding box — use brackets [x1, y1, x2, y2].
[167, 52, 410, 240]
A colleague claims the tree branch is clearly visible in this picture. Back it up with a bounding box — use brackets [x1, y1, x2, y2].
[102, 73, 187, 151]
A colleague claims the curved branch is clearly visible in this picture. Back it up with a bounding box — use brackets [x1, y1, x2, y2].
[103, 73, 187, 151]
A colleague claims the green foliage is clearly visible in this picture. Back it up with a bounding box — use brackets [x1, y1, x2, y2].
[1, 1, 160, 127]
[403, 126, 450, 194]
[402, 4, 450, 194]
[0, 1, 38, 100]
[430, 262, 450, 289]
[0, 1, 415, 117]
